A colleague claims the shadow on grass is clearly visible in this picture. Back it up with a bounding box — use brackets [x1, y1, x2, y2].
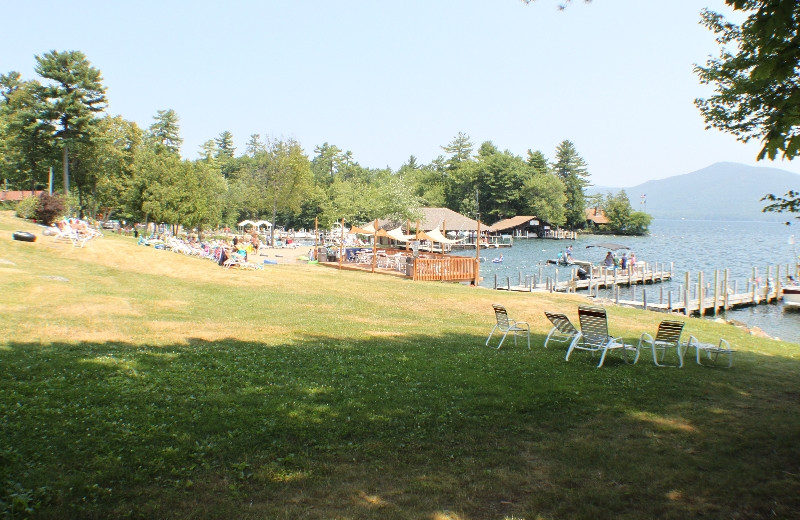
[1, 332, 799, 519]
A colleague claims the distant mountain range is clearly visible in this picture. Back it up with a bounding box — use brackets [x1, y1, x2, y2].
[588, 162, 800, 221]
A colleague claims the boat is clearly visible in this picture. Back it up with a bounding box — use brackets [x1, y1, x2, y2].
[783, 281, 800, 307]
[546, 257, 592, 269]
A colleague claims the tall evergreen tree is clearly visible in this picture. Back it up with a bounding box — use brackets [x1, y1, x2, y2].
[34, 50, 107, 193]
[441, 131, 474, 171]
[215, 130, 235, 158]
[311, 142, 344, 183]
[147, 109, 182, 155]
[245, 134, 265, 157]
[526, 149, 550, 174]
[551, 139, 590, 229]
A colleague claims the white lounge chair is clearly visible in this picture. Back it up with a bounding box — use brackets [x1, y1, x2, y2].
[686, 336, 735, 368]
[637, 320, 686, 367]
[567, 306, 635, 367]
[543, 311, 581, 351]
[486, 304, 530, 350]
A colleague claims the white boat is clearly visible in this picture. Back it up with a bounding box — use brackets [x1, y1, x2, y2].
[782, 284, 800, 307]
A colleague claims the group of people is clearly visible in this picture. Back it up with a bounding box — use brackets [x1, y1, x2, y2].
[136, 230, 268, 269]
[603, 250, 637, 270]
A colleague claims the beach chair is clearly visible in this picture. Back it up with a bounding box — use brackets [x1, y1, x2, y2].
[543, 311, 581, 351]
[486, 304, 530, 350]
[637, 320, 685, 367]
[567, 305, 634, 367]
[686, 336, 735, 368]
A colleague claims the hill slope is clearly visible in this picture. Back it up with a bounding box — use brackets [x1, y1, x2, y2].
[590, 162, 800, 221]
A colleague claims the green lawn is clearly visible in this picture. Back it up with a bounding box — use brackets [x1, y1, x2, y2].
[1, 211, 798, 519]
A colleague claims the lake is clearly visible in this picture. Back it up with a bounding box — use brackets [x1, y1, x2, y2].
[454, 219, 800, 344]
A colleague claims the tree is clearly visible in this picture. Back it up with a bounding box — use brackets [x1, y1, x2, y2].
[695, 1, 799, 162]
[526, 149, 550, 174]
[245, 134, 265, 157]
[694, 1, 800, 213]
[311, 142, 344, 183]
[472, 143, 530, 221]
[34, 50, 107, 194]
[215, 131, 235, 158]
[198, 139, 219, 162]
[441, 131, 474, 171]
[0, 73, 56, 192]
[147, 109, 182, 155]
[520, 170, 567, 227]
[252, 138, 313, 245]
[551, 139, 590, 229]
[79, 115, 142, 220]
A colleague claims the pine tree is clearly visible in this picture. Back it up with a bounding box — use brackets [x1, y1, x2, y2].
[34, 50, 107, 193]
[147, 109, 182, 155]
[215, 130, 235, 158]
[552, 140, 590, 229]
[441, 132, 474, 171]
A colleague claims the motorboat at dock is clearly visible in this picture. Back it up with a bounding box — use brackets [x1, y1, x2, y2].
[782, 283, 800, 307]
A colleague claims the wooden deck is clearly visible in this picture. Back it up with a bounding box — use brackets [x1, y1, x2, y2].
[316, 247, 478, 283]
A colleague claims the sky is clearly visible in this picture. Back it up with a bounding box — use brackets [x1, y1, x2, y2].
[3, 0, 799, 187]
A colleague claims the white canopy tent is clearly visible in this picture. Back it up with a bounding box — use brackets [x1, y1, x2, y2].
[425, 227, 462, 244]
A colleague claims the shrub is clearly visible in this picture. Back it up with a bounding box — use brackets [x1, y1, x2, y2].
[15, 196, 39, 220]
[34, 193, 66, 226]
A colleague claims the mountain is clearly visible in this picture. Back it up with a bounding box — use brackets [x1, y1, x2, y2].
[588, 162, 800, 221]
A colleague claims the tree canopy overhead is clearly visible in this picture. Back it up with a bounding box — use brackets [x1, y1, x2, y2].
[695, 0, 800, 162]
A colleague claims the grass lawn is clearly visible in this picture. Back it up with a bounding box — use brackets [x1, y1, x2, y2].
[1, 211, 798, 519]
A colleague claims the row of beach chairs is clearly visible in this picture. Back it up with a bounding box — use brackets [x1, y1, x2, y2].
[486, 304, 734, 368]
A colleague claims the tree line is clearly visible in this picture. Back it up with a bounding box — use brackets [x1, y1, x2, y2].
[1, 50, 650, 237]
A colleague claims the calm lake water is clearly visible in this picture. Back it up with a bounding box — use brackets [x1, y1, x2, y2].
[455, 219, 800, 344]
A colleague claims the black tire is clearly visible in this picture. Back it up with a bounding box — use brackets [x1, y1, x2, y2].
[12, 231, 36, 242]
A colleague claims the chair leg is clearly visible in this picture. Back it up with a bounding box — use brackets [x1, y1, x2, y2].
[597, 346, 610, 367]
[486, 325, 498, 347]
[496, 331, 510, 349]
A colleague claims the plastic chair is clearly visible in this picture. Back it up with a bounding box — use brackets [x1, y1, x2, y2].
[486, 304, 530, 349]
[567, 305, 635, 367]
[543, 311, 581, 351]
[637, 320, 686, 367]
[686, 336, 735, 368]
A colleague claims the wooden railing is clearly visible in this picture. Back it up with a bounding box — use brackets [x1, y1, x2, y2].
[414, 256, 476, 282]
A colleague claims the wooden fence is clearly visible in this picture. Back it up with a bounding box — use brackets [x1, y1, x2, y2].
[414, 256, 476, 282]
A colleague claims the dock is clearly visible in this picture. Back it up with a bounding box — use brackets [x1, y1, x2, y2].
[494, 262, 798, 317]
[494, 263, 673, 293]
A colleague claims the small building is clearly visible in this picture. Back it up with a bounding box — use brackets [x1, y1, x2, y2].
[488, 216, 543, 239]
[488, 215, 577, 239]
[585, 207, 609, 230]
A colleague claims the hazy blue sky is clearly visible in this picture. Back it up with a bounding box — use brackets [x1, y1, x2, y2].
[4, 0, 798, 187]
